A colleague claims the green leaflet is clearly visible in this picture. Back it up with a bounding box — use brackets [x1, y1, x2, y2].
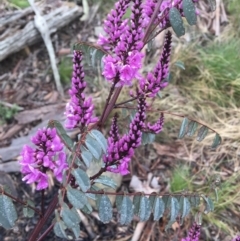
[53, 220, 68, 239]
[169, 7, 185, 37]
[50, 120, 73, 150]
[66, 186, 88, 209]
[179, 196, 191, 222]
[153, 197, 165, 221]
[197, 126, 208, 142]
[183, 0, 197, 25]
[0, 195, 17, 229]
[94, 175, 118, 189]
[80, 146, 93, 168]
[90, 129, 108, 153]
[23, 200, 35, 218]
[178, 117, 189, 139]
[85, 134, 102, 160]
[139, 196, 151, 221]
[187, 121, 198, 137]
[98, 195, 113, 224]
[170, 197, 180, 222]
[211, 133, 221, 148]
[71, 168, 90, 192]
[119, 196, 133, 225]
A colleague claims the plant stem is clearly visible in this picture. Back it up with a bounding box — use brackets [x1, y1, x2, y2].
[28, 195, 58, 241]
[0, 188, 42, 216]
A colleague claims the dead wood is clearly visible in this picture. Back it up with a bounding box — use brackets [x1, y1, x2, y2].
[0, 3, 82, 61]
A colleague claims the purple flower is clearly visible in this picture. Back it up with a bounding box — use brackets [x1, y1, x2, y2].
[104, 96, 146, 175]
[232, 236, 240, 241]
[97, 0, 131, 50]
[100, 0, 145, 87]
[65, 50, 98, 129]
[145, 113, 164, 134]
[140, 31, 172, 96]
[20, 128, 68, 190]
[182, 223, 201, 241]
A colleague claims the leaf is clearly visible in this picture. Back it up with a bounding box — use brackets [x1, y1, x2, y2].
[197, 126, 208, 142]
[169, 7, 185, 37]
[189, 195, 200, 208]
[170, 197, 180, 222]
[66, 186, 88, 209]
[98, 195, 113, 223]
[94, 175, 118, 189]
[23, 200, 35, 218]
[71, 225, 81, 239]
[50, 121, 73, 150]
[178, 117, 189, 139]
[73, 42, 107, 69]
[81, 203, 93, 214]
[153, 197, 165, 221]
[116, 195, 123, 211]
[119, 196, 134, 225]
[90, 130, 108, 153]
[211, 133, 221, 149]
[80, 146, 93, 168]
[53, 220, 68, 239]
[187, 121, 198, 137]
[174, 61, 185, 70]
[183, 0, 197, 25]
[0, 195, 17, 229]
[202, 195, 214, 213]
[61, 206, 80, 230]
[141, 132, 155, 145]
[71, 168, 90, 192]
[214, 188, 219, 203]
[139, 196, 151, 221]
[85, 192, 96, 200]
[149, 193, 157, 210]
[207, 0, 216, 12]
[133, 194, 142, 215]
[85, 134, 102, 160]
[180, 196, 191, 221]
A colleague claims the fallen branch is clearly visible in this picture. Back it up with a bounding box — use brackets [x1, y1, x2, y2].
[0, 3, 82, 62]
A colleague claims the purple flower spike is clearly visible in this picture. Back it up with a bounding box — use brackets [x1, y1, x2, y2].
[104, 96, 146, 175]
[232, 236, 240, 241]
[146, 113, 164, 133]
[20, 128, 68, 190]
[65, 50, 98, 129]
[108, 114, 120, 144]
[181, 223, 201, 241]
[97, 0, 131, 50]
[140, 31, 172, 96]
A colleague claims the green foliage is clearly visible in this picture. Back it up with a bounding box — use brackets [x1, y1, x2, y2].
[58, 57, 72, 85]
[170, 165, 192, 192]
[0, 195, 18, 229]
[0, 104, 19, 124]
[7, 0, 29, 9]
